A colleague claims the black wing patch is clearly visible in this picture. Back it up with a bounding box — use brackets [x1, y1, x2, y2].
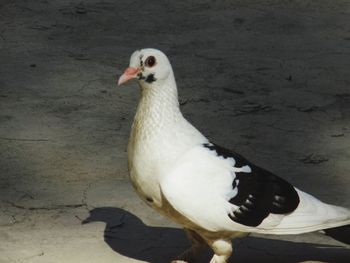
[203, 143, 300, 227]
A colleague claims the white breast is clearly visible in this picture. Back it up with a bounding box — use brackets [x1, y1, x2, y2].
[128, 115, 207, 208]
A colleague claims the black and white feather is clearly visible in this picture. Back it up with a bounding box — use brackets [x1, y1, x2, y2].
[162, 141, 349, 235]
[203, 143, 300, 227]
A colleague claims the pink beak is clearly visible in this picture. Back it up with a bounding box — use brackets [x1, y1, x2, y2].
[117, 67, 140, 86]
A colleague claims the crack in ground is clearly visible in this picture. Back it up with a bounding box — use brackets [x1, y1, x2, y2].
[20, 251, 45, 262]
[0, 210, 21, 226]
[82, 182, 92, 210]
[0, 137, 53, 142]
[5, 201, 87, 211]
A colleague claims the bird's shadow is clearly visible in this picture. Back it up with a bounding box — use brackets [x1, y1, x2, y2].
[82, 207, 350, 263]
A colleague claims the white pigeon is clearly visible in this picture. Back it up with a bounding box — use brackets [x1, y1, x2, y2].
[117, 48, 350, 263]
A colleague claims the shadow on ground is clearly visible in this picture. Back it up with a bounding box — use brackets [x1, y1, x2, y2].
[82, 207, 350, 263]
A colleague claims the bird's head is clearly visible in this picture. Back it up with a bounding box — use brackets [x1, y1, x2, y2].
[117, 48, 172, 87]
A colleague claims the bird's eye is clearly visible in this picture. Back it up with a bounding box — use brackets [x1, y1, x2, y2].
[144, 56, 156, 68]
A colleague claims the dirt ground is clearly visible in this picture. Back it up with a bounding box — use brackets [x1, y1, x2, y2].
[1, 0, 350, 262]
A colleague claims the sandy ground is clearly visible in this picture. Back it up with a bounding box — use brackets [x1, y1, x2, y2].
[1, 0, 350, 262]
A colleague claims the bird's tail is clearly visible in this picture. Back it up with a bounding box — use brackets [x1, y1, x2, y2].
[323, 224, 350, 245]
[257, 189, 350, 235]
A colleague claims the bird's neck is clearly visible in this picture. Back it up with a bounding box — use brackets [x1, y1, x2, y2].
[133, 72, 182, 131]
[128, 72, 186, 173]
[128, 71, 207, 179]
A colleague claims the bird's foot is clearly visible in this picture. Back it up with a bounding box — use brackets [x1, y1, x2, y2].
[209, 255, 227, 263]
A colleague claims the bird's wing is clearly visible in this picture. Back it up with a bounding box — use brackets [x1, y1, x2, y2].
[161, 142, 300, 232]
[161, 143, 350, 234]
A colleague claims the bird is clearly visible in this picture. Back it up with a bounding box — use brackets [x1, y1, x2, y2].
[117, 48, 350, 263]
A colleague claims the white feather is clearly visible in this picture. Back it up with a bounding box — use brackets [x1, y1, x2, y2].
[257, 189, 350, 235]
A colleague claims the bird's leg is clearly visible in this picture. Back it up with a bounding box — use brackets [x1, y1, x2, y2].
[206, 238, 233, 263]
[172, 228, 207, 263]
